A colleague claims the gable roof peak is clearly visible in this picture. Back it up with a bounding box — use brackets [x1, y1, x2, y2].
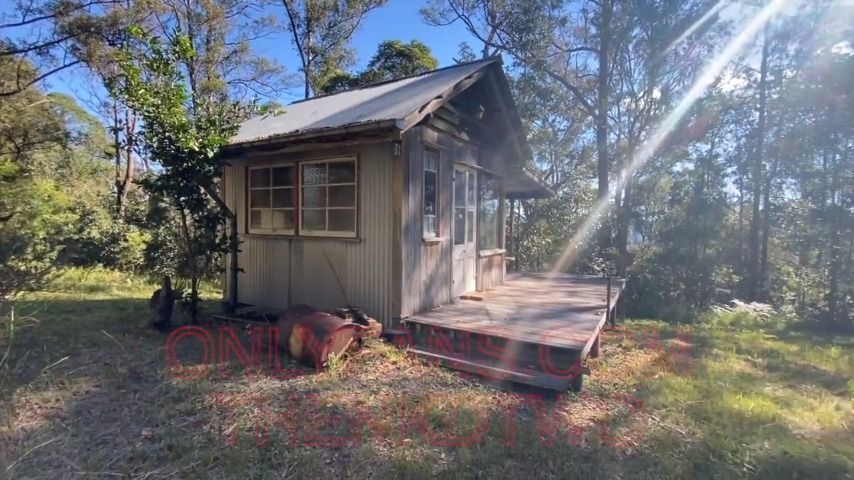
[230, 56, 504, 147]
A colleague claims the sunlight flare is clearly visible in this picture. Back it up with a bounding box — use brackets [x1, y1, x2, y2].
[662, 0, 729, 56]
[548, 0, 792, 276]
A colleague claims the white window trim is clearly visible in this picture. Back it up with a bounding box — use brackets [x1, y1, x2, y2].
[423, 147, 440, 240]
[247, 162, 296, 235]
[298, 156, 358, 238]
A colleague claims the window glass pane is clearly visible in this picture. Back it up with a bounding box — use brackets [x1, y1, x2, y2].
[328, 161, 356, 183]
[272, 166, 294, 187]
[329, 209, 355, 232]
[272, 188, 294, 208]
[424, 215, 436, 237]
[454, 170, 466, 207]
[250, 209, 262, 229]
[424, 171, 437, 215]
[424, 154, 438, 237]
[424, 149, 438, 172]
[467, 172, 476, 206]
[479, 176, 500, 250]
[250, 209, 271, 229]
[466, 210, 475, 243]
[329, 185, 355, 207]
[454, 208, 465, 245]
[250, 168, 270, 188]
[302, 209, 325, 231]
[250, 189, 270, 208]
[302, 163, 327, 185]
[272, 210, 294, 231]
[302, 186, 326, 208]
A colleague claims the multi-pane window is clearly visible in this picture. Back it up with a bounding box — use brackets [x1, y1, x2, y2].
[247, 158, 357, 237]
[479, 175, 501, 250]
[423, 148, 439, 238]
[248, 164, 295, 234]
[454, 168, 476, 246]
[300, 158, 357, 237]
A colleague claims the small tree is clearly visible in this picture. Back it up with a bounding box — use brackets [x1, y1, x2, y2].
[109, 26, 252, 322]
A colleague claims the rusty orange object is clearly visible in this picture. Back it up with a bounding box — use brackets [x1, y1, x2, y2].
[277, 304, 379, 369]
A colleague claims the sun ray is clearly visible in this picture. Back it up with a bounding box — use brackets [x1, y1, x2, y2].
[663, 0, 730, 56]
[548, 0, 792, 276]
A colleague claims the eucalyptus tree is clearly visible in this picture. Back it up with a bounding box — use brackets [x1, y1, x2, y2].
[318, 39, 439, 94]
[422, 0, 617, 231]
[281, 0, 386, 98]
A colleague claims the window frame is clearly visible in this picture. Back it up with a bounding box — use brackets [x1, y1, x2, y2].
[422, 146, 440, 240]
[246, 162, 297, 235]
[477, 173, 502, 252]
[298, 156, 359, 238]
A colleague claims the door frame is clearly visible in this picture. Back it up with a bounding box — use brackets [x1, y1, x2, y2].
[452, 164, 477, 297]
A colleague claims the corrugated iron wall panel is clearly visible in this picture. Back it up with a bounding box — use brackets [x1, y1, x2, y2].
[223, 143, 394, 324]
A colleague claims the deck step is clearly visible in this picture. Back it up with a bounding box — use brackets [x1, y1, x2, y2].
[407, 346, 573, 391]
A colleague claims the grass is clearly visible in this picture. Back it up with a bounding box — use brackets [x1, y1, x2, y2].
[0, 269, 852, 478]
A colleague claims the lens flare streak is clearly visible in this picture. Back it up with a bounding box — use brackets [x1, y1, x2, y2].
[548, 0, 791, 276]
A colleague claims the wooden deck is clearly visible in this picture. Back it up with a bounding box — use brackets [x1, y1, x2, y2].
[403, 273, 625, 390]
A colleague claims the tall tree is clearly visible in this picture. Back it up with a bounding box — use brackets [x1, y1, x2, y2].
[610, 0, 723, 275]
[109, 26, 256, 321]
[422, 0, 634, 255]
[281, 0, 386, 99]
[318, 39, 439, 94]
[0, 0, 124, 96]
[0, 56, 108, 301]
[51, 0, 287, 215]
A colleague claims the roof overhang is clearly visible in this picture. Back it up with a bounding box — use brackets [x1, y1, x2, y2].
[505, 168, 554, 199]
[223, 120, 402, 152]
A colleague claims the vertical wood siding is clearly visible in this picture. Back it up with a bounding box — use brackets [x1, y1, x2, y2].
[478, 252, 506, 291]
[399, 124, 511, 317]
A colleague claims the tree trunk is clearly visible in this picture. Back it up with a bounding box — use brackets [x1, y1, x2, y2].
[616, 174, 633, 277]
[596, 0, 613, 253]
[759, 119, 781, 301]
[227, 213, 239, 312]
[747, 32, 769, 301]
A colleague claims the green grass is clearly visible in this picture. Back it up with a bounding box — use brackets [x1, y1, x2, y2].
[1, 269, 852, 478]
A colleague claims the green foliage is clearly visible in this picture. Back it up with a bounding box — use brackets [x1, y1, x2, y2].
[316, 39, 439, 94]
[698, 303, 787, 331]
[0, 176, 76, 301]
[361, 40, 438, 81]
[107, 26, 251, 321]
[0, 56, 112, 302]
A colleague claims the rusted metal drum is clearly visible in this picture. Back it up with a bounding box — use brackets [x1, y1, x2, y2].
[278, 305, 359, 368]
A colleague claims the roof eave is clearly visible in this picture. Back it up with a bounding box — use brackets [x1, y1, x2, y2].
[223, 118, 402, 153]
[505, 168, 554, 199]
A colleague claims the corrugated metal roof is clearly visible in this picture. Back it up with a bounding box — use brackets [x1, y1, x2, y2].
[230, 58, 499, 146]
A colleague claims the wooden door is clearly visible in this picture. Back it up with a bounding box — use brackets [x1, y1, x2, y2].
[452, 165, 477, 297]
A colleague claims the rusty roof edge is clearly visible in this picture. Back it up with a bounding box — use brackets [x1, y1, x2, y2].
[222, 119, 402, 152]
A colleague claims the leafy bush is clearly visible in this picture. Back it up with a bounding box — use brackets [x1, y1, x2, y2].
[699, 300, 789, 330]
[0, 175, 76, 301]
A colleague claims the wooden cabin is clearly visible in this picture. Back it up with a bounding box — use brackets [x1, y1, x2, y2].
[220, 57, 551, 326]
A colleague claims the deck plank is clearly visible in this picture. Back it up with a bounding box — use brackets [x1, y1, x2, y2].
[404, 273, 625, 350]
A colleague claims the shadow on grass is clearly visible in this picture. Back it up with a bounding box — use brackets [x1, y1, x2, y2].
[2, 299, 853, 478]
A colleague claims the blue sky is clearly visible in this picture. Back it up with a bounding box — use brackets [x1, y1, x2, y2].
[259, 1, 475, 103]
[32, 1, 476, 108]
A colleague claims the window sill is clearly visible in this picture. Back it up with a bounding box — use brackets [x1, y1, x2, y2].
[422, 236, 446, 244]
[243, 233, 362, 242]
[246, 230, 296, 237]
[478, 248, 506, 258]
